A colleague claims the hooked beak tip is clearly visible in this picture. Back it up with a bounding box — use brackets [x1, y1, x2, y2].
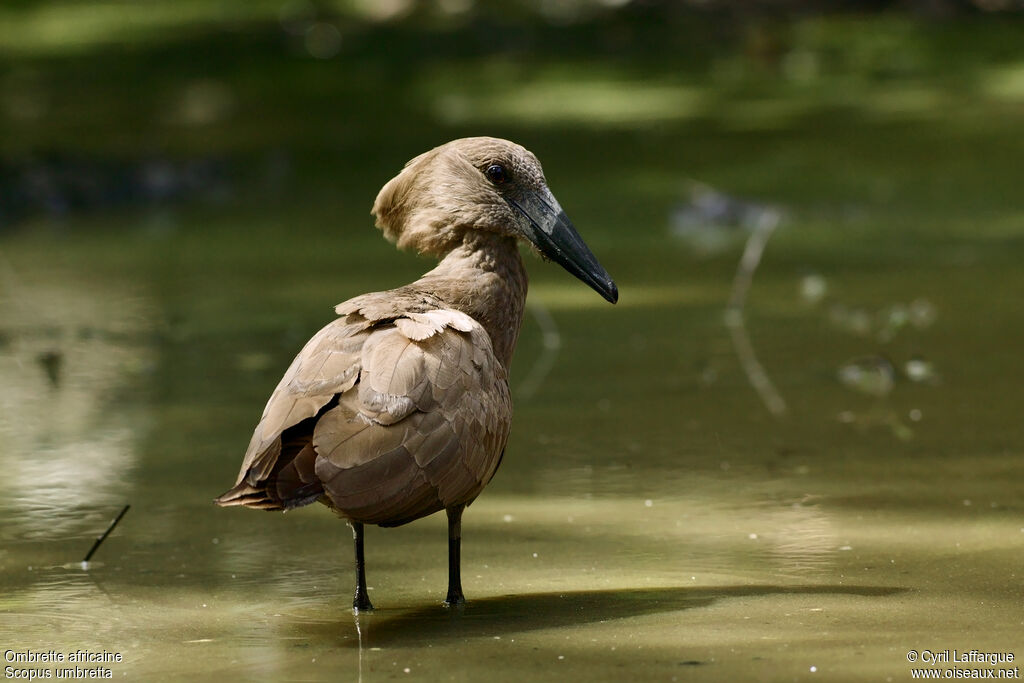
[602, 280, 619, 304]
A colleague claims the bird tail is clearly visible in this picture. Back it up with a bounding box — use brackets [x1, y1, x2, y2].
[214, 480, 324, 512]
[216, 428, 326, 512]
[214, 483, 285, 511]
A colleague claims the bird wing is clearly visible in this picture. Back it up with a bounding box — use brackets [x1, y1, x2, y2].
[225, 312, 375, 490]
[218, 306, 510, 523]
[311, 308, 510, 524]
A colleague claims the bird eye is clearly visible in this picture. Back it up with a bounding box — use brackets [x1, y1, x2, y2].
[485, 164, 507, 184]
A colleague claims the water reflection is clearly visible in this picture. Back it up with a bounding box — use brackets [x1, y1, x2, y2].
[0, 566, 116, 654]
[0, 265, 152, 541]
[758, 503, 838, 577]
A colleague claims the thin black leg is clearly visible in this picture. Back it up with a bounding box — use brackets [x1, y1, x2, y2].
[444, 505, 466, 607]
[350, 521, 374, 612]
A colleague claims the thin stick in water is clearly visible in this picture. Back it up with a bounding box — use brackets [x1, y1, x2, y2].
[515, 298, 561, 400]
[82, 505, 130, 563]
[725, 212, 788, 417]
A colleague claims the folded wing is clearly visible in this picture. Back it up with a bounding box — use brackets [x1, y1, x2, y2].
[215, 307, 511, 526]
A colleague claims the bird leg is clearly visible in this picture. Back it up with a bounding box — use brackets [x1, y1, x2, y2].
[350, 521, 374, 612]
[444, 505, 466, 607]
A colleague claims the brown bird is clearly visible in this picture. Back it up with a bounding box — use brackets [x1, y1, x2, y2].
[215, 137, 617, 610]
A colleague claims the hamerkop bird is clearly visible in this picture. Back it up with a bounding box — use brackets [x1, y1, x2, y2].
[215, 137, 617, 610]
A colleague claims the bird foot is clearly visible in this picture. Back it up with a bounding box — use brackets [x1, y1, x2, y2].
[353, 592, 374, 613]
[443, 591, 465, 609]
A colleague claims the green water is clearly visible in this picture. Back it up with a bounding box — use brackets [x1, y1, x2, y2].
[2, 7, 1024, 682]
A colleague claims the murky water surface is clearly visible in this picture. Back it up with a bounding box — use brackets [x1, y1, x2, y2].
[3, 207, 1021, 681]
[2, 16, 1024, 679]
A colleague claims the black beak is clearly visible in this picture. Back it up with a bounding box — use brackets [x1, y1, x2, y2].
[507, 191, 618, 304]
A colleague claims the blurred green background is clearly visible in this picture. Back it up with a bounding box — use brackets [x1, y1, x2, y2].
[1, 2, 1023, 681]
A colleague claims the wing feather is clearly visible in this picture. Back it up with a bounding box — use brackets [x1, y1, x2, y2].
[228, 313, 372, 488]
[218, 305, 511, 524]
[313, 309, 510, 523]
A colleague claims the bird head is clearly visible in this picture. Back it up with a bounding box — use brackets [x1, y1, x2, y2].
[373, 137, 618, 304]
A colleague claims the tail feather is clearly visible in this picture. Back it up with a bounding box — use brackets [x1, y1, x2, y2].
[217, 400, 336, 512]
[215, 443, 325, 512]
[214, 483, 285, 511]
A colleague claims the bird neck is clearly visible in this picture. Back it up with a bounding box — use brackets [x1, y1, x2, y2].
[418, 231, 528, 368]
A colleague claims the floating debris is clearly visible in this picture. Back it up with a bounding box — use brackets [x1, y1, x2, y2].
[876, 303, 909, 342]
[908, 298, 938, 329]
[903, 356, 939, 384]
[828, 298, 938, 340]
[836, 409, 914, 441]
[670, 182, 784, 256]
[837, 356, 894, 397]
[799, 273, 828, 305]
